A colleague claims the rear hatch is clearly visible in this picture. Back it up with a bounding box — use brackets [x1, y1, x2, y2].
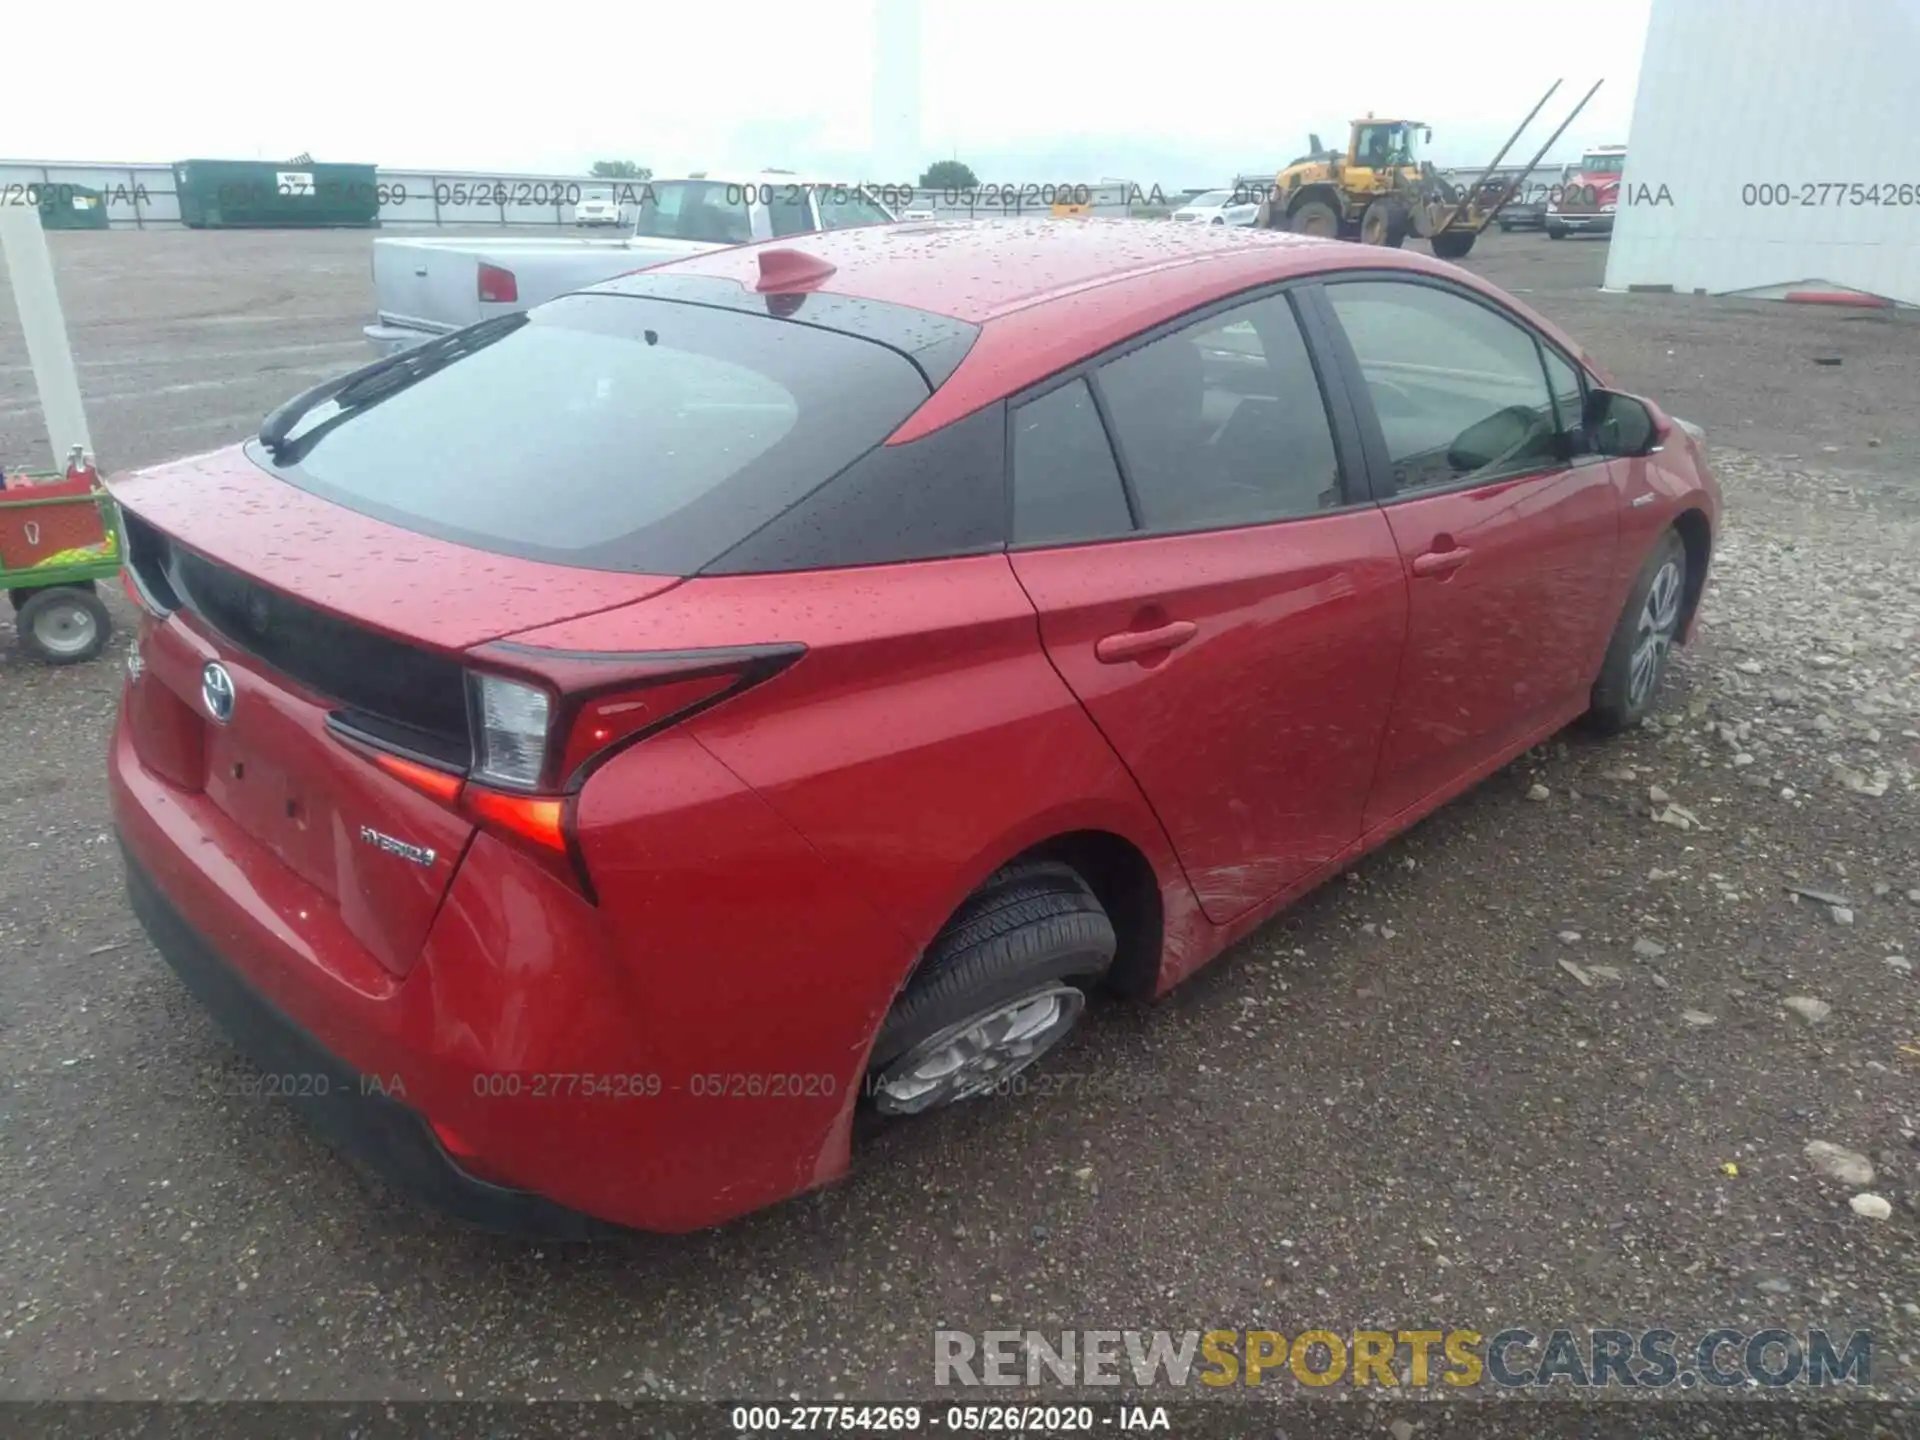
[115, 451, 678, 976]
[114, 284, 946, 974]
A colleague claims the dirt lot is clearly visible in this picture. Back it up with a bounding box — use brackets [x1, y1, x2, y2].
[1, 227, 1917, 1406]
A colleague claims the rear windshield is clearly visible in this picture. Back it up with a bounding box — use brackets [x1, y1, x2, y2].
[254, 295, 932, 575]
[634, 181, 756, 243]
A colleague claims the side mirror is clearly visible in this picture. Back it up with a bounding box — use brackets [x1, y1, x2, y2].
[1582, 389, 1661, 457]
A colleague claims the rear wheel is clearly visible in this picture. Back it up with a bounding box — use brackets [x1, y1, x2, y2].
[865, 862, 1116, 1116]
[1429, 229, 1477, 260]
[1361, 198, 1410, 247]
[1588, 529, 1688, 734]
[1287, 199, 1341, 238]
[14, 585, 111, 665]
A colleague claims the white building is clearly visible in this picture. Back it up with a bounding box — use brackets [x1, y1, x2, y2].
[1604, 0, 1920, 307]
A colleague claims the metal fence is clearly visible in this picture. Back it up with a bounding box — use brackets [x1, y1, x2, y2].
[0, 160, 1193, 229]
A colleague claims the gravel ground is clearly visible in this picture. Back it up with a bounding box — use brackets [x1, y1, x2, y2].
[1, 227, 1917, 1406]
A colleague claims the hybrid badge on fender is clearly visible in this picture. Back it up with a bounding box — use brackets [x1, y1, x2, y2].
[359, 826, 438, 868]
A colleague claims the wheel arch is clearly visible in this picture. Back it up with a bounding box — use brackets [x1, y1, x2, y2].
[1286, 184, 1345, 219]
[1671, 506, 1713, 642]
[1012, 830, 1164, 1000]
[884, 819, 1173, 1017]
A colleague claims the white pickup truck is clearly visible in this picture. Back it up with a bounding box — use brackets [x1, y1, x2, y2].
[362, 173, 900, 357]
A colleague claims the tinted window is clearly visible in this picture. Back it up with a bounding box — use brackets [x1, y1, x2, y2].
[634, 181, 754, 243]
[709, 402, 1008, 573]
[817, 189, 893, 230]
[1324, 280, 1562, 494]
[1094, 293, 1343, 531]
[257, 294, 929, 575]
[768, 187, 816, 238]
[1012, 379, 1133, 546]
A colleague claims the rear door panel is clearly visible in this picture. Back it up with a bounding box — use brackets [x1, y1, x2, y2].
[1011, 514, 1407, 921]
[1007, 284, 1410, 924]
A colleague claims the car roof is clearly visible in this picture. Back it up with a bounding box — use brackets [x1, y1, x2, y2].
[592, 217, 1598, 440]
[607, 216, 1354, 325]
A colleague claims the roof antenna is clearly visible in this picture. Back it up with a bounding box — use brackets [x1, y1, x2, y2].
[755, 248, 837, 293]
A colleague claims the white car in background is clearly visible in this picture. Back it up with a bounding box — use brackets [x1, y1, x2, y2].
[574, 192, 624, 227]
[1171, 189, 1259, 226]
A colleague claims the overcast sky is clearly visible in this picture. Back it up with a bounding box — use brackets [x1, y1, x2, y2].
[13, 0, 1647, 185]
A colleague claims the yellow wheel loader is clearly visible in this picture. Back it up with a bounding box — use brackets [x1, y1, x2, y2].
[1253, 80, 1604, 261]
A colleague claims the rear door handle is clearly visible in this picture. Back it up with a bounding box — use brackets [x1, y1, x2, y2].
[1095, 620, 1199, 664]
[1411, 546, 1473, 577]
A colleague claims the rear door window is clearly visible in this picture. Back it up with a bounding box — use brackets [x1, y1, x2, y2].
[817, 188, 894, 230]
[633, 181, 755, 243]
[1011, 379, 1134, 545]
[256, 295, 932, 575]
[1094, 292, 1346, 531]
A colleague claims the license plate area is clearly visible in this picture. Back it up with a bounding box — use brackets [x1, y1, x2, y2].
[203, 727, 338, 899]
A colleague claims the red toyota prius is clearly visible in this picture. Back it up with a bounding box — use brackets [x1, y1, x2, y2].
[108, 218, 1719, 1236]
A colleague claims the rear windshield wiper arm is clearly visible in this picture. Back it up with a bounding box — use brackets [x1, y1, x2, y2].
[258, 313, 529, 456]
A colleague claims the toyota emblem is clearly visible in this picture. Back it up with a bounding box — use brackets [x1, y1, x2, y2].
[201, 662, 236, 724]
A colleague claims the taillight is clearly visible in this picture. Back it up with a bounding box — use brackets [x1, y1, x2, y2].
[477, 262, 518, 304]
[469, 672, 550, 789]
[328, 644, 803, 901]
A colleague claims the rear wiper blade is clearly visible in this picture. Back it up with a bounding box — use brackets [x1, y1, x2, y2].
[258, 312, 529, 455]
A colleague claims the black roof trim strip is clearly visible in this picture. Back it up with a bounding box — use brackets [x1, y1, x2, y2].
[585, 274, 980, 390]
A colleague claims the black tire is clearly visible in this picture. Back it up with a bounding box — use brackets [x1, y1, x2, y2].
[1547, 225, 1567, 240]
[14, 585, 112, 665]
[1287, 199, 1341, 238]
[1429, 229, 1476, 260]
[865, 861, 1116, 1115]
[1360, 198, 1410, 247]
[7, 578, 95, 613]
[1587, 529, 1689, 734]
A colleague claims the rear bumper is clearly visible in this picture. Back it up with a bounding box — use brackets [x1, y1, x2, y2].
[1547, 212, 1614, 234]
[121, 841, 611, 1240]
[361, 320, 443, 359]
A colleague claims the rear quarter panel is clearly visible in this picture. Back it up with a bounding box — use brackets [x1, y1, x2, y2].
[505, 555, 1195, 984]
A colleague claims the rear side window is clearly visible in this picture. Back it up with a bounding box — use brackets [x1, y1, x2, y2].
[1095, 293, 1344, 531]
[256, 295, 931, 575]
[634, 182, 754, 243]
[817, 189, 893, 230]
[767, 187, 816, 237]
[1012, 379, 1133, 545]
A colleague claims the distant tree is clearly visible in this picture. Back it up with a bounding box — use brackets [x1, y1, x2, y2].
[919, 159, 980, 190]
[590, 160, 653, 180]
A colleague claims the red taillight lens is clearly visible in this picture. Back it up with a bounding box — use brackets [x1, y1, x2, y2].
[328, 645, 803, 904]
[461, 787, 567, 855]
[555, 671, 740, 785]
[370, 749, 464, 805]
[477, 262, 518, 304]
